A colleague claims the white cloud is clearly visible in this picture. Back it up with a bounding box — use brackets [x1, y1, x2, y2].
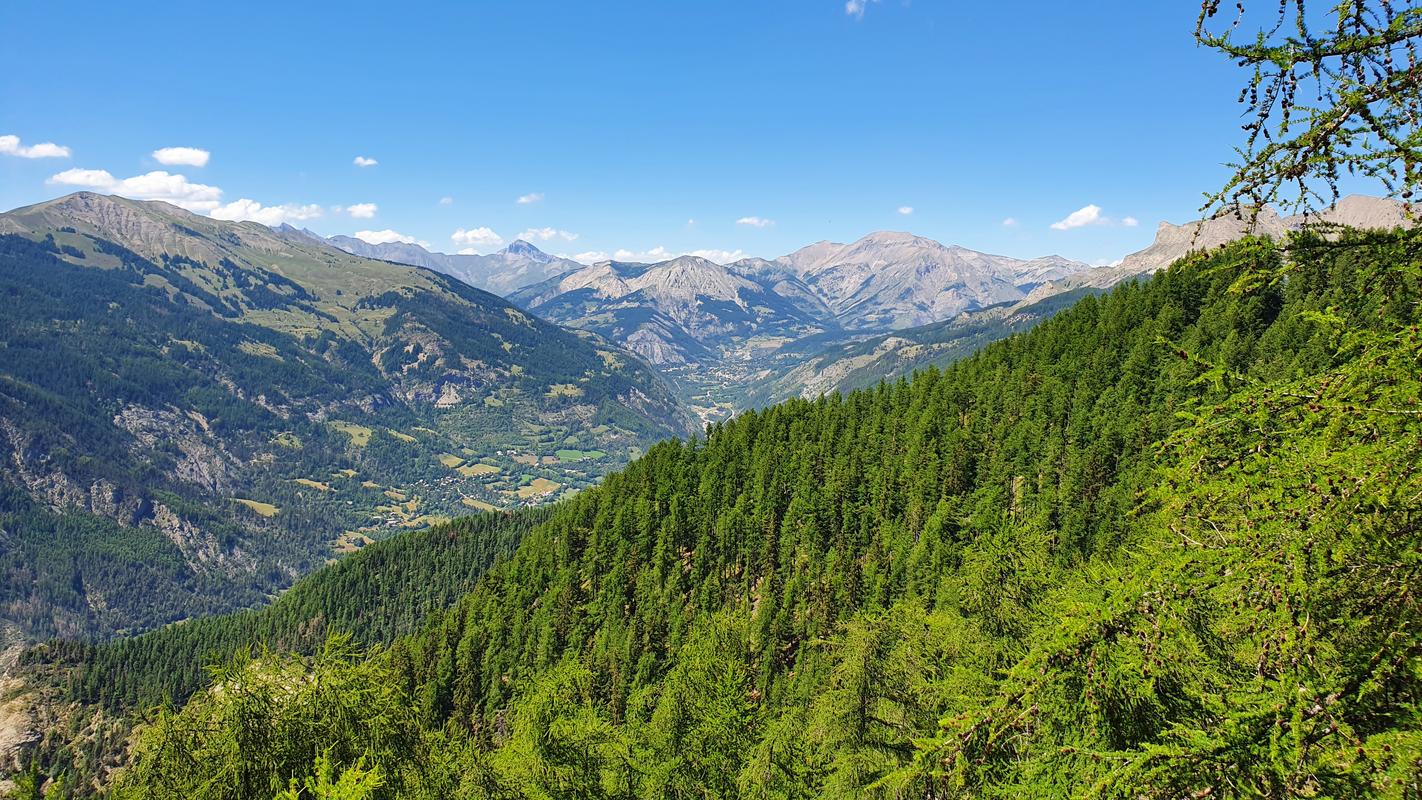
[616, 246, 672, 261]
[439, 196, 454, 206]
[736, 216, 775, 228]
[49, 168, 224, 212]
[517, 227, 579, 243]
[353, 155, 378, 167]
[846, 0, 880, 18]
[354, 229, 427, 246]
[47, 168, 116, 188]
[572, 245, 747, 265]
[1049, 205, 1140, 231]
[1050, 204, 1107, 231]
[897, 206, 914, 216]
[516, 192, 544, 205]
[687, 218, 697, 226]
[345, 202, 378, 219]
[451, 226, 504, 252]
[0, 134, 70, 159]
[152, 147, 210, 167]
[1002, 217, 1020, 228]
[688, 248, 747, 263]
[210, 199, 323, 226]
[1091, 258, 1125, 268]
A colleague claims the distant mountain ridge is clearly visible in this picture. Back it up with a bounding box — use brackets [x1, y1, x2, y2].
[766, 231, 1087, 330]
[315, 232, 583, 296]
[753, 195, 1419, 405]
[1017, 195, 1417, 310]
[512, 233, 1095, 369]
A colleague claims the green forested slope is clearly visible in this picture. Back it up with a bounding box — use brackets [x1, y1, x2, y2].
[32, 509, 543, 711]
[0, 193, 693, 643]
[36, 229, 1422, 798]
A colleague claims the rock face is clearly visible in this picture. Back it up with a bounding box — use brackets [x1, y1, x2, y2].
[1016, 196, 1417, 310]
[1117, 195, 1415, 277]
[320, 234, 582, 296]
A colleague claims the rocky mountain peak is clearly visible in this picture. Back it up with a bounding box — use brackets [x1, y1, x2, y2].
[502, 239, 547, 258]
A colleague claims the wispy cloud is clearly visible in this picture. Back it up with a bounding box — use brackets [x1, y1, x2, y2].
[516, 192, 544, 205]
[49, 168, 223, 212]
[355, 229, 427, 247]
[897, 206, 914, 216]
[571, 246, 748, 265]
[1122, 216, 1140, 227]
[439, 196, 454, 206]
[687, 248, 747, 263]
[0, 134, 70, 159]
[353, 155, 378, 167]
[517, 227, 579, 243]
[1002, 217, 1019, 228]
[345, 203, 378, 219]
[451, 226, 504, 252]
[737, 216, 775, 228]
[152, 147, 210, 167]
[845, 0, 880, 19]
[211, 199, 323, 226]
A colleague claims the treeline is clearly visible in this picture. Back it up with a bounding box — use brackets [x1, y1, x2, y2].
[37, 229, 1422, 797]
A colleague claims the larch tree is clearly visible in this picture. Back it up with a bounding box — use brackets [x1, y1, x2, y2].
[1197, 0, 1422, 217]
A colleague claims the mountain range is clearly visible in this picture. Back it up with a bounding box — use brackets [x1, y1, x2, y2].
[506, 233, 1095, 374]
[2, 191, 1406, 644]
[20, 222, 1421, 798]
[744, 195, 1417, 403]
[0, 192, 693, 643]
[313, 232, 583, 296]
[294, 197, 1412, 418]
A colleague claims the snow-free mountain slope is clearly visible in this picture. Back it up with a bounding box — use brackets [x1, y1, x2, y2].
[322, 234, 582, 296]
[776, 231, 1079, 330]
[0, 192, 694, 643]
[515, 232, 1095, 369]
[511, 256, 833, 366]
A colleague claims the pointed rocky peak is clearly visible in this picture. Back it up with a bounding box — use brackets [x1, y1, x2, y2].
[627, 255, 759, 301]
[502, 239, 548, 259]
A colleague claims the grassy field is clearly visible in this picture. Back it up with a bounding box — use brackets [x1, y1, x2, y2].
[515, 478, 560, 499]
[328, 421, 372, 447]
[233, 498, 280, 517]
[555, 449, 606, 462]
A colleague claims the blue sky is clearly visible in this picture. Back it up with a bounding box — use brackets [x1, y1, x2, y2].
[0, 1, 1308, 265]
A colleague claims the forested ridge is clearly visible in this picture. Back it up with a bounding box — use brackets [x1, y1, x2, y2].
[20, 225, 1419, 798]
